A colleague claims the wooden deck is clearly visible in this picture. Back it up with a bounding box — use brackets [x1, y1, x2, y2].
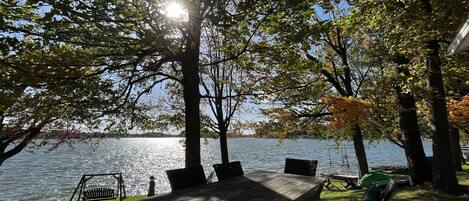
[142, 170, 326, 201]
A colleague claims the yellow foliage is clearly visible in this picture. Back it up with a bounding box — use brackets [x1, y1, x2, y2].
[449, 95, 469, 128]
[272, 108, 295, 121]
[226, 130, 242, 137]
[322, 95, 373, 129]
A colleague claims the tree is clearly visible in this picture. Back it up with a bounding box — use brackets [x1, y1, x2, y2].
[448, 95, 469, 170]
[0, 11, 135, 166]
[2, 0, 204, 166]
[0, 2, 140, 166]
[0, 1, 185, 166]
[392, 56, 430, 183]
[179, 0, 203, 167]
[445, 55, 469, 170]
[199, 23, 258, 163]
[449, 95, 469, 135]
[352, 0, 469, 194]
[253, 1, 374, 177]
[341, 27, 430, 184]
[8, 0, 275, 168]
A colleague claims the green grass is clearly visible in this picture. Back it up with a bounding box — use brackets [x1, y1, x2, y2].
[320, 186, 365, 201]
[320, 177, 366, 201]
[458, 164, 469, 186]
[121, 165, 469, 201]
[321, 164, 469, 201]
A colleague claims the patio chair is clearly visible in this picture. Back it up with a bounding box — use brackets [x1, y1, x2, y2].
[381, 178, 398, 201]
[284, 158, 318, 177]
[166, 165, 207, 191]
[362, 178, 398, 201]
[213, 161, 244, 181]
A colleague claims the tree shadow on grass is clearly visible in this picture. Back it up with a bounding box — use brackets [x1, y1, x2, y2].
[391, 184, 469, 201]
[320, 189, 364, 201]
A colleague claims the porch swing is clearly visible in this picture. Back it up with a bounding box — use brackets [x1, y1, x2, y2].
[69, 173, 127, 201]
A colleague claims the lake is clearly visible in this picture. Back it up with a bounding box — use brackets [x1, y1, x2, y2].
[0, 138, 432, 201]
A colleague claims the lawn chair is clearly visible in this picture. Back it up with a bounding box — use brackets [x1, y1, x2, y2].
[284, 158, 318, 177]
[362, 178, 398, 201]
[213, 161, 244, 181]
[166, 165, 207, 191]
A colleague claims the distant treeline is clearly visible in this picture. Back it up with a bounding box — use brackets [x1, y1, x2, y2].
[88, 132, 184, 138]
[36, 130, 320, 139]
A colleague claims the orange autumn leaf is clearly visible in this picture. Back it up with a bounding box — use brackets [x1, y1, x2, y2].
[322, 95, 373, 129]
[272, 108, 295, 121]
[449, 95, 469, 128]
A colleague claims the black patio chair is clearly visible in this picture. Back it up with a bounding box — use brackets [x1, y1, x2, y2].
[284, 158, 318, 177]
[166, 165, 207, 191]
[213, 161, 244, 181]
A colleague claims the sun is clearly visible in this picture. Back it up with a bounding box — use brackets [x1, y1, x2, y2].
[164, 2, 187, 20]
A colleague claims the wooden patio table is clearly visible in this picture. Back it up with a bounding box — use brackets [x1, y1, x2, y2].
[142, 170, 326, 201]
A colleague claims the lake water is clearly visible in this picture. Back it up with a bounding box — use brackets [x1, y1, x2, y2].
[0, 138, 432, 201]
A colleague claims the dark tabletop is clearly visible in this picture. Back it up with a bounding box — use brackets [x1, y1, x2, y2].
[142, 170, 326, 201]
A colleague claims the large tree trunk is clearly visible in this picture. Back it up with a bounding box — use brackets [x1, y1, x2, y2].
[393, 65, 429, 184]
[219, 128, 229, 164]
[449, 125, 463, 171]
[216, 104, 229, 164]
[352, 124, 369, 178]
[182, 69, 201, 168]
[345, 66, 369, 177]
[426, 41, 459, 195]
[397, 93, 430, 184]
[182, 1, 202, 168]
[216, 96, 229, 164]
[214, 95, 230, 164]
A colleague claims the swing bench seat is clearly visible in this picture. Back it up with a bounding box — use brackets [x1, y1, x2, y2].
[83, 187, 116, 201]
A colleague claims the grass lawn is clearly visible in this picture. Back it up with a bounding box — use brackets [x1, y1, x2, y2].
[321, 164, 469, 201]
[123, 165, 469, 201]
[113, 195, 146, 201]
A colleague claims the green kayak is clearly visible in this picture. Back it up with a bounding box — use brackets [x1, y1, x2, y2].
[357, 171, 391, 188]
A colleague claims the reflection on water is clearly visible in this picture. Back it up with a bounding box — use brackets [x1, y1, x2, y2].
[0, 138, 432, 201]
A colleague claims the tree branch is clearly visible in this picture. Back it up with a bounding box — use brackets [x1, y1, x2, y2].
[1, 122, 47, 161]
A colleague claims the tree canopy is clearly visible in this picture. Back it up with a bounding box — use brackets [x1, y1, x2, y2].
[1, 1, 469, 195]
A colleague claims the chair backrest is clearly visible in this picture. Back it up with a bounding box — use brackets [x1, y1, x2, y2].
[213, 161, 244, 181]
[284, 158, 318, 177]
[381, 178, 397, 201]
[362, 186, 381, 201]
[166, 165, 207, 191]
